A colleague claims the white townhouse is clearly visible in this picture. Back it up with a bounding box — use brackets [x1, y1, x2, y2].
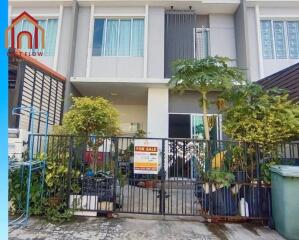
[8, 0, 299, 139]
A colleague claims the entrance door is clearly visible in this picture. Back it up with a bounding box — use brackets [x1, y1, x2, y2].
[168, 114, 191, 178]
[169, 114, 222, 179]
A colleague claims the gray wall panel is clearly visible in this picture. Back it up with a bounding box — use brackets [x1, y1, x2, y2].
[73, 7, 90, 77]
[164, 11, 196, 78]
[235, 0, 250, 80]
[169, 91, 220, 114]
[57, 7, 73, 76]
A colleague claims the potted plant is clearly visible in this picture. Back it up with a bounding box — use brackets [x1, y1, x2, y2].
[144, 175, 157, 189]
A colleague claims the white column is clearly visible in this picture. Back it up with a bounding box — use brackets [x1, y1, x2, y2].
[54, 5, 64, 71]
[255, 5, 264, 78]
[147, 88, 169, 179]
[8, 5, 12, 24]
[143, 4, 149, 78]
[147, 88, 169, 138]
[86, 4, 95, 77]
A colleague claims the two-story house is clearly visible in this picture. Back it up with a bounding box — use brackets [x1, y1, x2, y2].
[8, 0, 299, 139]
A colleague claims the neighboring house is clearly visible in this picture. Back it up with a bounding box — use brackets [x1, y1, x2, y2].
[7, 0, 299, 140]
[8, 48, 65, 132]
[236, 0, 299, 81]
[8, 48, 65, 160]
[257, 62, 299, 102]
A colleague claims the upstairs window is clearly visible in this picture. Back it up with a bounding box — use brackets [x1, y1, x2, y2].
[194, 28, 209, 59]
[93, 18, 144, 57]
[10, 18, 58, 56]
[287, 21, 299, 59]
[38, 19, 58, 56]
[261, 20, 299, 59]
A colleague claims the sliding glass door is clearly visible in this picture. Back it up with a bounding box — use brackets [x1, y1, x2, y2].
[168, 114, 222, 179]
[191, 114, 222, 140]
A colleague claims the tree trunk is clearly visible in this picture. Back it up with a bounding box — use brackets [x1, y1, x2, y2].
[201, 91, 210, 141]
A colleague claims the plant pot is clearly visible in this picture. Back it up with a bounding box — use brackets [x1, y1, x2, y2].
[234, 171, 246, 183]
[195, 184, 237, 216]
[137, 181, 145, 188]
[48, 196, 62, 207]
[144, 180, 156, 189]
[210, 186, 237, 216]
[245, 185, 271, 218]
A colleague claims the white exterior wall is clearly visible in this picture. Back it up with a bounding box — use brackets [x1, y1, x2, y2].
[114, 104, 147, 134]
[209, 14, 237, 65]
[147, 88, 168, 138]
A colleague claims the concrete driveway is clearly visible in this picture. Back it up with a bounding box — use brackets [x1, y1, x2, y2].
[9, 215, 284, 240]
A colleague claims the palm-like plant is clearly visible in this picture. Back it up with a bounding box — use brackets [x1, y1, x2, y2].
[169, 56, 244, 140]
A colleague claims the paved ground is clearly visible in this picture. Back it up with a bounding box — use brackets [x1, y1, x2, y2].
[9, 215, 284, 240]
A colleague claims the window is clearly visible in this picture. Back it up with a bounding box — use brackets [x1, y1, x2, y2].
[261, 20, 274, 59]
[92, 18, 144, 57]
[287, 21, 299, 58]
[11, 18, 58, 56]
[261, 20, 299, 59]
[38, 19, 58, 56]
[194, 28, 209, 59]
[273, 21, 287, 59]
[169, 114, 191, 139]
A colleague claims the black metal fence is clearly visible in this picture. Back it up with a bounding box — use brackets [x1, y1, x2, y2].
[30, 134, 299, 221]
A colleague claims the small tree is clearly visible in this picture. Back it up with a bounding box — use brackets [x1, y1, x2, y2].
[169, 56, 244, 140]
[222, 84, 299, 183]
[222, 84, 299, 148]
[62, 97, 119, 136]
[62, 97, 120, 172]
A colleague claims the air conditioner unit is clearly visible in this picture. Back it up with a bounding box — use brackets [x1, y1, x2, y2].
[8, 128, 28, 161]
[120, 122, 141, 135]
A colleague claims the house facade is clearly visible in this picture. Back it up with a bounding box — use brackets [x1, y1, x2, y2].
[8, 0, 299, 139]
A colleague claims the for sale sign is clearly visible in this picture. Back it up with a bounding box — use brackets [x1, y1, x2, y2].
[133, 139, 160, 174]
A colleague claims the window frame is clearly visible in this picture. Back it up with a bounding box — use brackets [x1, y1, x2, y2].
[286, 20, 299, 59]
[92, 17, 145, 57]
[260, 19, 299, 60]
[193, 27, 210, 60]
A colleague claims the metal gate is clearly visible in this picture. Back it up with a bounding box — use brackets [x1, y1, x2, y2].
[115, 138, 204, 216]
[30, 135, 299, 220]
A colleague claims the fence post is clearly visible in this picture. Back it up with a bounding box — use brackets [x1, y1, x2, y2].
[160, 139, 166, 215]
[67, 136, 73, 208]
[113, 137, 119, 211]
[255, 143, 262, 218]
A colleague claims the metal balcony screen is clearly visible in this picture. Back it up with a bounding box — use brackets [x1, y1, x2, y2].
[164, 10, 197, 78]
